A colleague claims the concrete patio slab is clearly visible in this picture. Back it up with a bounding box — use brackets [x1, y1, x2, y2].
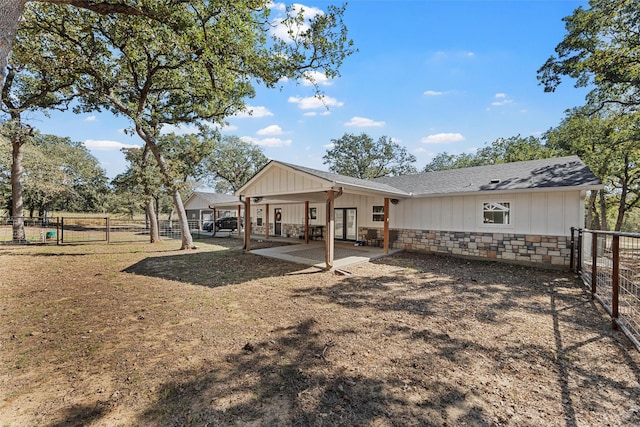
[250, 240, 402, 270]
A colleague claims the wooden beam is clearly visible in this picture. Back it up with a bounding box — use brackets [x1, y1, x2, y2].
[325, 190, 335, 269]
[305, 201, 310, 244]
[243, 197, 251, 251]
[383, 197, 390, 254]
[265, 203, 270, 240]
[324, 188, 343, 270]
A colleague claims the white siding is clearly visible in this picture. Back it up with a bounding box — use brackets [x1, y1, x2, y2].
[392, 190, 583, 236]
[242, 165, 327, 197]
[248, 190, 583, 237]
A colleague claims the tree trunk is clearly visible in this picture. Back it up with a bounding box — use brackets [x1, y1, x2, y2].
[614, 153, 630, 232]
[10, 130, 25, 242]
[140, 145, 160, 242]
[598, 189, 608, 231]
[0, 0, 25, 100]
[146, 198, 159, 243]
[144, 135, 195, 249]
[586, 190, 596, 229]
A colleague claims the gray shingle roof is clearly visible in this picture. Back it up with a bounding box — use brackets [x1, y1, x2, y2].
[373, 156, 602, 196]
[276, 161, 411, 196]
[192, 192, 238, 205]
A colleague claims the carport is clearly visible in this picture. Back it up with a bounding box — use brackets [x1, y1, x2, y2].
[232, 161, 410, 270]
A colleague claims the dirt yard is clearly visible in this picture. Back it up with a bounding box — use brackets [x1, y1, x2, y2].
[1, 237, 639, 426]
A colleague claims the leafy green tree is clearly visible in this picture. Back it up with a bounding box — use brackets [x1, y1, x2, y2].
[545, 107, 640, 231]
[31, 134, 109, 213]
[1, 10, 77, 240]
[423, 135, 552, 172]
[323, 133, 417, 179]
[538, 0, 640, 110]
[423, 152, 482, 172]
[205, 135, 269, 193]
[22, 1, 353, 249]
[114, 146, 164, 241]
[1, 0, 165, 95]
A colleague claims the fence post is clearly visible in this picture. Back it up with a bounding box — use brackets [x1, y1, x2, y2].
[577, 229, 583, 275]
[56, 217, 60, 245]
[570, 227, 575, 272]
[61, 217, 64, 244]
[591, 231, 598, 299]
[611, 234, 620, 331]
[106, 217, 110, 244]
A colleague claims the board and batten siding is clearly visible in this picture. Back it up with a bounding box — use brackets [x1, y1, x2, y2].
[242, 165, 327, 197]
[388, 190, 584, 237]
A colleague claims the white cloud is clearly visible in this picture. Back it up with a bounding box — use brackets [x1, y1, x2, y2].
[288, 95, 343, 110]
[344, 116, 385, 127]
[323, 143, 335, 148]
[424, 90, 444, 96]
[302, 71, 332, 86]
[84, 139, 140, 151]
[491, 93, 513, 106]
[234, 105, 274, 118]
[257, 124, 284, 136]
[241, 136, 292, 147]
[84, 115, 97, 122]
[269, 3, 325, 42]
[160, 123, 199, 135]
[421, 133, 465, 144]
[414, 147, 427, 153]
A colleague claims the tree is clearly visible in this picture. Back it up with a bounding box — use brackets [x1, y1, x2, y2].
[1, 8, 77, 240]
[205, 135, 269, 193]
[1, 0, 158, 96]
[323, 133, 416, 179]
[544, 107, 640, 231]
[31, 133, 108, 213]
[538, 0, 640, 110]
[20, 1, 353, 249]
[423, 135, 552, 172]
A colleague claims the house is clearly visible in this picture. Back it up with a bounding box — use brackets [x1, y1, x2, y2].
[183, 191, 241, 229]
[209, 156, 602, 269]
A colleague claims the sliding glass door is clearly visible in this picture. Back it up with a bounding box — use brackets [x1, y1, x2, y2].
[334, 208, 357, 241]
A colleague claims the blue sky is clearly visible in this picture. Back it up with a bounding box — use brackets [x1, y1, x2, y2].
[28, 0, 590, 181]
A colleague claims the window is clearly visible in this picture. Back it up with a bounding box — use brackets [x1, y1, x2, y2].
[483, 202, 510, 225]
[372, 205, 384, 222]
[309, 207, 317, 220]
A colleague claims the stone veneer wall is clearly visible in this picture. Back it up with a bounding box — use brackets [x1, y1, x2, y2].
[359, 227, 571, 267]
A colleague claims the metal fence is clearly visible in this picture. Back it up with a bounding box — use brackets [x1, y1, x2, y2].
[571, 228, 640, 350]
[0, 216, 211, 245]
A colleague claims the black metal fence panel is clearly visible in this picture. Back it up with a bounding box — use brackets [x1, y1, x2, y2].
[572, 228, 640, 350]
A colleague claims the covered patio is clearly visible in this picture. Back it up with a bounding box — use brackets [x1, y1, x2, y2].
[210, 161, 410, 270]
[249, 239, 402, 270]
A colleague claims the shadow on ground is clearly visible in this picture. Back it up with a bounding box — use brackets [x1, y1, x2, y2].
[122, 239, 318, 288]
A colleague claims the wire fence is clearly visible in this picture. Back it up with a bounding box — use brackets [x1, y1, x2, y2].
[0, 216, 211, 245]
[572, 228, 640, 351]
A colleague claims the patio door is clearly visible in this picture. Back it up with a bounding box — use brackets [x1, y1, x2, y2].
[274, 208, 282, 236]
[334, 208, 357, 241]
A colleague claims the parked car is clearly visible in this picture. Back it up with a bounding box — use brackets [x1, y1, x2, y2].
[202, 221, 214, 232]
[213, 217, 242, 232]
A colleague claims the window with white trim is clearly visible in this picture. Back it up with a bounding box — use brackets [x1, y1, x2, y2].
[483, 202, 510, 225]
[372, 205, 384, 222]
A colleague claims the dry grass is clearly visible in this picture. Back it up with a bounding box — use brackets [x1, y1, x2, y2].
[1, 238, 639, 426]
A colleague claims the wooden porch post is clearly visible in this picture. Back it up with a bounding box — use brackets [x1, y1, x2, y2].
[305, 200, 310, 244]
[265, 203, 270, 240]
[324, 188, 343, 270]
[325, 190, 335, 269]
[243, 197, 251, 251]
[383, 197, 390, 254]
